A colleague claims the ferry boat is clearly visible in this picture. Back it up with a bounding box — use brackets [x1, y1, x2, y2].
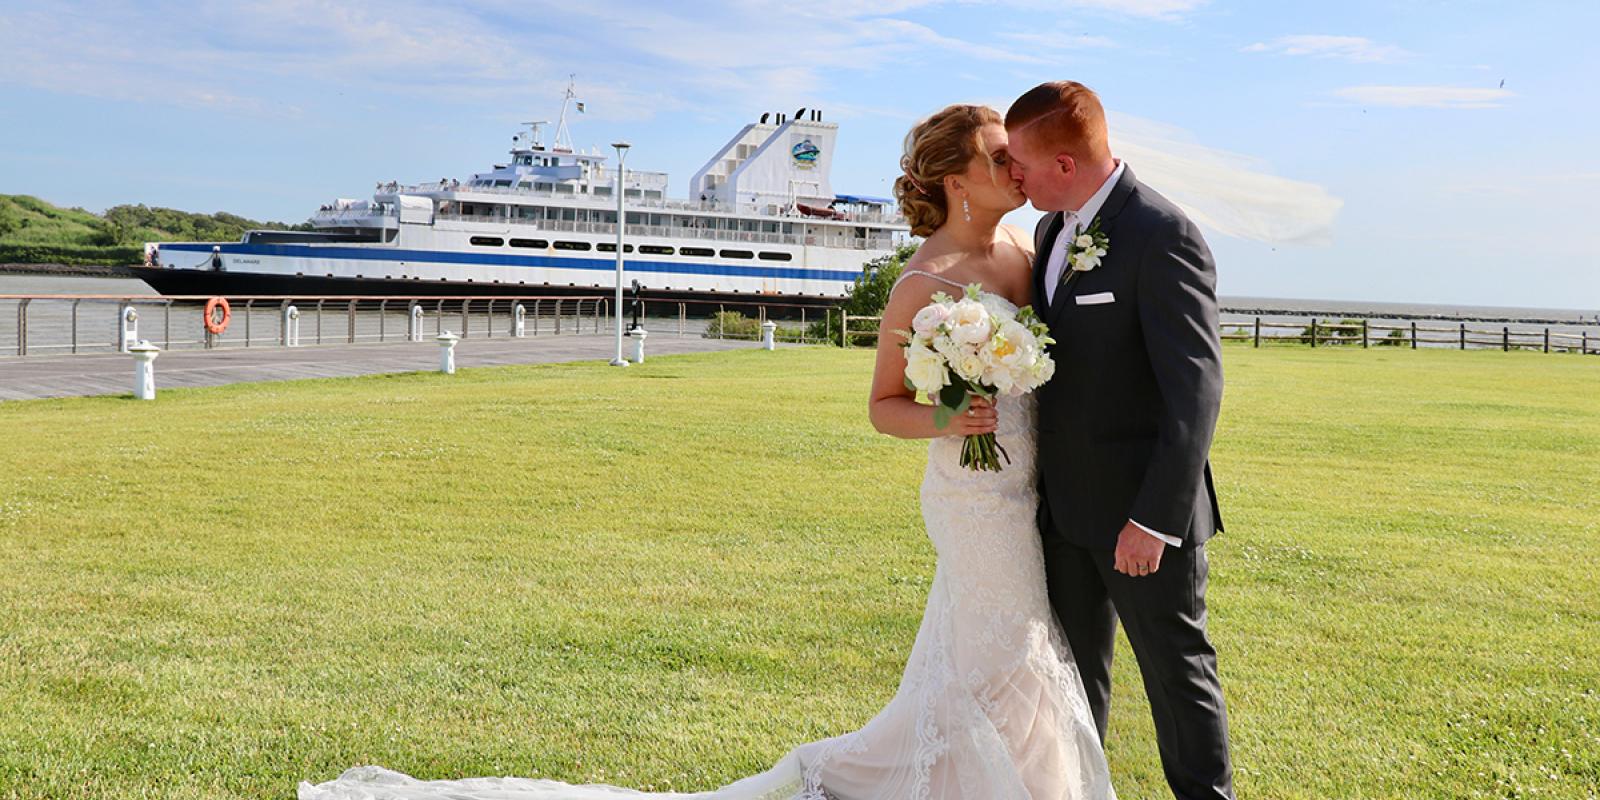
[135, 83, 908, 306]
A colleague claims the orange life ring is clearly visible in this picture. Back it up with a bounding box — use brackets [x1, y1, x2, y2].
[204, 297, 231, 335]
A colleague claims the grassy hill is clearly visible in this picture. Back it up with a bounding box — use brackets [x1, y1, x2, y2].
[0, 194, 310, 267]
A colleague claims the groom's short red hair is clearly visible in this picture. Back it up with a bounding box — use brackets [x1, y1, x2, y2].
[1005, 81, 1111, 163]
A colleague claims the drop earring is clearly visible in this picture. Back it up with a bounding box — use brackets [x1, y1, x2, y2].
[962, 197, 971, 223]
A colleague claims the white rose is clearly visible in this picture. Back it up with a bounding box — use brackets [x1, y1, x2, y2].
[1074, 233, 1095, 249]
[904, 341, 949, 394]
[954, 352, 985, 382]
[947, 299, 993, 346]
[911, 303, 951, 338]
[1071, 252, 1101, 272]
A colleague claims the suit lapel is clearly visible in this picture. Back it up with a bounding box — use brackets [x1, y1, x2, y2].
[1033, 211, 1063, 313]
[1047, 167, 1140, 324]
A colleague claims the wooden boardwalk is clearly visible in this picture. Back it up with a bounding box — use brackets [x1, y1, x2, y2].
[0, 334, 770, 401]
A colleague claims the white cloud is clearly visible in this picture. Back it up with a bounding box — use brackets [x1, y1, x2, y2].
[1242, 35, 1409, 63]
[1334, 85, 1513, 109]
[1054, 0, 1207, 20]
[1108, 112, 1343, 245]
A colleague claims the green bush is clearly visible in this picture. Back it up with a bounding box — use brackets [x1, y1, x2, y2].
[0, 242, 139, 266]
[1377, 327, 1408, 347]
[0, 195, 311, 265]
[1301, 318, 1365, 346]
[700, 311, 806, 342]
[0, 203, 22, 238]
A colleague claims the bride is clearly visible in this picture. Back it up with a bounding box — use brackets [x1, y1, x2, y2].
[299, 104, 1116, 800]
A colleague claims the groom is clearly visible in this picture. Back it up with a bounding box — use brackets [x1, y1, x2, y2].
[1005, 81, 1234, 800]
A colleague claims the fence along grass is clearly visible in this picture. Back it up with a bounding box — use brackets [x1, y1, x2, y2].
[844, 313, 1596, 354]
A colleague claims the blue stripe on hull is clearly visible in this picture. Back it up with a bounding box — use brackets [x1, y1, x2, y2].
[161, 242, 863, 282]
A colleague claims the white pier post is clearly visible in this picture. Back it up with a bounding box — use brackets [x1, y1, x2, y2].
[408, 303, 424, 342]
[436, 331, 460, 374]
[129, 340, 160, 400]
[117, 305, 138, 353]
[761, 320, 777, 351]
[513, 304, 527, 338]
[281, 305, 300, 347]
[629, 326, 648, 364]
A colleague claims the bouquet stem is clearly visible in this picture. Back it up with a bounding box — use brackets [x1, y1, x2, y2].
[959, 432, 1011, 472]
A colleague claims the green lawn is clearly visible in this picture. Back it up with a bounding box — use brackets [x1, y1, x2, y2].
[0, 346, 1596, 799]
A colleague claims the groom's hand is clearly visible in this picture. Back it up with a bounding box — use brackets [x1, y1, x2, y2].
[1113, 521, 1165, 577]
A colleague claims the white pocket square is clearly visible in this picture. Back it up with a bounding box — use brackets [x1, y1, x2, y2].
[1075, 291, 1116, 306]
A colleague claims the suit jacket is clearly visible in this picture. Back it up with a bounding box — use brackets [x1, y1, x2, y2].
[1032, 166, 1224, 549]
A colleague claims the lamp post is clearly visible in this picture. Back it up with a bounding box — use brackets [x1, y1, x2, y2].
[609, 140, 631, 367]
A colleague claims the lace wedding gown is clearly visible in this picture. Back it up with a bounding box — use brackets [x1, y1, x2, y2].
[300, 294, 1115, 800]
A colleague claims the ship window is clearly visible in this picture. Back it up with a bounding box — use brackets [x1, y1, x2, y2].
[680, 246, 714, 258]
[470, 236, 504, 247]
[495, 180, 511, 187]
[553, 241, 592, 251]
[596, 243, 634, 253]
[758, 251, 792, 261]
[509, 238, 548, 248]
[719, 249, 754, 259]
[639, 245, 675, 255]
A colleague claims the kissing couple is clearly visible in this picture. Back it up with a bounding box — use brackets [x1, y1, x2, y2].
[303, 80, 1233, 800]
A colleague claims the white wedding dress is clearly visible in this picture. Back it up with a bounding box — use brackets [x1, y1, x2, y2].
[300, 289, 1115, 800]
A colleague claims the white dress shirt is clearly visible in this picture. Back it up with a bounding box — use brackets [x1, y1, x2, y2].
[1042, 161, 1183, 549]
[1043, 160, 1125, 306]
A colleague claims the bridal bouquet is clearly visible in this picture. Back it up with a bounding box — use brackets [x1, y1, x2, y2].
[899, 284, 1056, 471]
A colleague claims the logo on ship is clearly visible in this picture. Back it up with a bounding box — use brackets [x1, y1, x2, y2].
[791, 138, 820, 169]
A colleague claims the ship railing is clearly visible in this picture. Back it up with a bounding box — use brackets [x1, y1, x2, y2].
[408, 183, 906, 225]
[432, 214, 897, 251]
[312, 207, 398, 222]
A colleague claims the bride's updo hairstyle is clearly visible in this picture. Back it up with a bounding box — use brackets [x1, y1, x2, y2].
[894, 104, 1003, 237]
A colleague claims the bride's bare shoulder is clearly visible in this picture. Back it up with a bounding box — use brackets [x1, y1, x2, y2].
[998, 223, 1035, 260]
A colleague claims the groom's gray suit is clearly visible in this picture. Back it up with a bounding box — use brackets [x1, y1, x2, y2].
[1032, 165, 1235, 800]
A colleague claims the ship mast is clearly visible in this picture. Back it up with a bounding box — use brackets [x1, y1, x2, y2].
[553, 75, 578, 153]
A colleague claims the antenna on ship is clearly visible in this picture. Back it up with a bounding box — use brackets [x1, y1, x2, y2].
[520, 120, 549, 150]
[553, 74, 579, 153]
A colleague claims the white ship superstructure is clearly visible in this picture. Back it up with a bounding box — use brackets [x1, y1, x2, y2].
[139, 86, 907, 303]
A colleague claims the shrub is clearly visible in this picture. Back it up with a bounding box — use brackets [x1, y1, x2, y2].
[700, 311, 805, 342]
[1377, 327, 1408, 347]
[1301, 318, 1365, 345]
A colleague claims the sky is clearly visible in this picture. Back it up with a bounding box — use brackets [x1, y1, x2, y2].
[1, 0, 1595, 310]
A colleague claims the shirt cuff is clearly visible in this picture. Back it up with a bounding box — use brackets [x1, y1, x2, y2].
[1130, 519, 1183, 548]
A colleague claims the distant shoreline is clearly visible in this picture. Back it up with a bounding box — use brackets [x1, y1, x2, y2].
[0, 262, 136, 278]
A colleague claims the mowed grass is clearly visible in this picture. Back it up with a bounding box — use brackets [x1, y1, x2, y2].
[0, 346, 1596, 799]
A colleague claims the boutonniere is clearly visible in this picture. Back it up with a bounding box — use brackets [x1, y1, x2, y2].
[1066, 217, 1109, 275]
